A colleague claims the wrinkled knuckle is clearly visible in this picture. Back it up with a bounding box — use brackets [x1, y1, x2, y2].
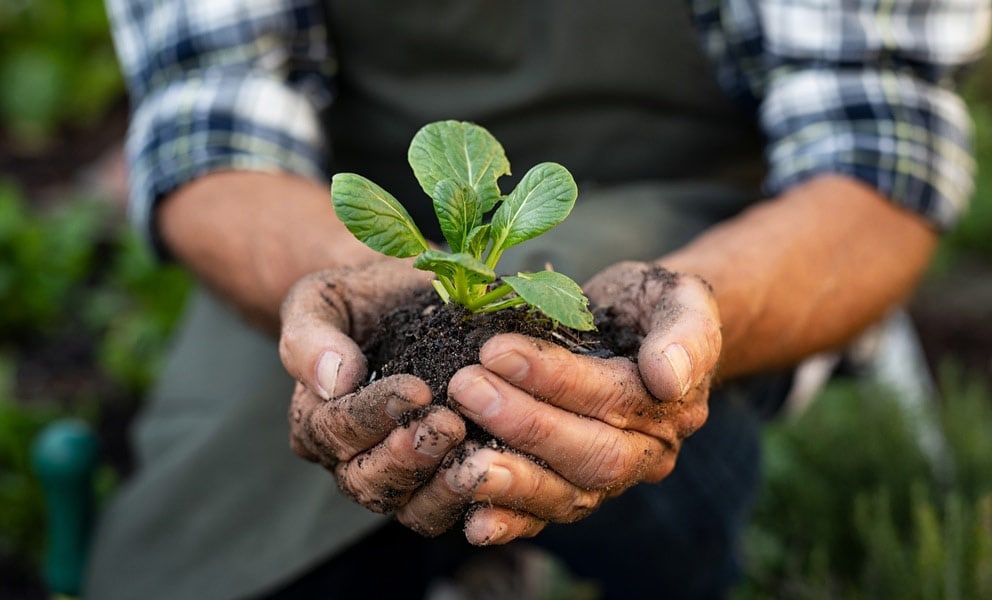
[336, 463, 397, 514]
[581, 434, 635, 489]
[397, 501, 462, 538]
[334, 464, 366, 504]
[394, 510, 420, 533]
[561, 489, 604, 522]
[601, 408, 631, 430]
[527, 354, 574, 396]
[382, 435, 434, 489]
[305, 406, 349, 461]
[395, 509, 440, 538]
[504, 408, 553, 452]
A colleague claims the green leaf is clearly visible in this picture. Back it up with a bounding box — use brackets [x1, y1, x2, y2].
[465, 224, 491, 259]
[331, 172, 429, 258]
[503, 270, 595, 331]
[433, 180, 481, 254]
[489, 162, 577, 259]
[414, 250, 496, 285]
[408, 120, 511, 212]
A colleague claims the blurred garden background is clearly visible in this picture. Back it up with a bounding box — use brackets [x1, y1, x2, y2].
[0, 2, 990, 598]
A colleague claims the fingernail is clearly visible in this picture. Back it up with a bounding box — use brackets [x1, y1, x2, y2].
[414, 423, 455, 457]
[385, 395, 410, 420]
[466, 517, 507, 546]
[450, 376, 501, 418]
[315, 351, 342, 400]
[485, 350, 529, 382]
[482, 465, 512, 495]
[662, 343, 692, 398]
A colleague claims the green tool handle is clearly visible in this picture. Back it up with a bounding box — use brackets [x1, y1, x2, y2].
[31, 420, 99, 598]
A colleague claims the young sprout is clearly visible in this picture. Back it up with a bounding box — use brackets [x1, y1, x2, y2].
[331, 120, 595, 331]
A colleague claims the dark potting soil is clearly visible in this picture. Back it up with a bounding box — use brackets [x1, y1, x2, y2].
[362, 288, 643, 418]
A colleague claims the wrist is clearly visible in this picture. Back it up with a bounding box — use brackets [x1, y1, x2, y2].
[159, 170, 385, 334]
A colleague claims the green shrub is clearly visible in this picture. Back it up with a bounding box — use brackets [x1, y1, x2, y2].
[736, 367, 992, 599]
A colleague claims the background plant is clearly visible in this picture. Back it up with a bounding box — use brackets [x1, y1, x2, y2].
[734, 368, 992, 600]
[0, 181, 190, 593]
[0, 0, 123, 148]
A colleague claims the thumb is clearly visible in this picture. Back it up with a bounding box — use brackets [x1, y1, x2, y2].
[279, 271, 368, 400]
[637, 274, 722, 402]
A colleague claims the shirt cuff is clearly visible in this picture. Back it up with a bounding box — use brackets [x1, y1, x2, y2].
[125, 70, 327, 257]
[761, 68, 976, 230]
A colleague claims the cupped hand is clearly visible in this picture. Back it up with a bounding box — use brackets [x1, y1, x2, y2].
[278, 260, 467, 513]
[395, 262, 721, 544]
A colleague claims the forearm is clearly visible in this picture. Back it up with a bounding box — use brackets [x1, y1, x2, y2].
[659, 175, 937, 380]
[159, 171, 388, 334]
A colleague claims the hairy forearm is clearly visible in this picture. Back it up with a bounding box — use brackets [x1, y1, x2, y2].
[659, 175, 937, 380]
[158, 171, 387, 334]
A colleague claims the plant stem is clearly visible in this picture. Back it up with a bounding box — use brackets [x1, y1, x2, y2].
[473, 296, 526, 314]
[453, 269, 469, 305]
[485, 246, 504, 271]
[437, 276, 456, 300]
[466, 282, 514, 311]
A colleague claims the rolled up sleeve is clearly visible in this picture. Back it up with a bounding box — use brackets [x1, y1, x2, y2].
[105, 0, 333, 254]
[757, 0, 990, 230]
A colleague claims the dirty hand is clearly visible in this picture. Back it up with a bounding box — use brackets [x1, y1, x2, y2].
[278, 260, 467, 513]
[394, 262, 720, 544]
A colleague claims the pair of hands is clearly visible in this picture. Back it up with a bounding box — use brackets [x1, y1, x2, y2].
[278, 259, 721, 545]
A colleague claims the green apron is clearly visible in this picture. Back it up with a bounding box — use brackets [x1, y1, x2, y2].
[85, 2, 764, 598]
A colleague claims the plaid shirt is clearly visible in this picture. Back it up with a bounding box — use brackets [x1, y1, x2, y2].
[106, 0, 991, 251]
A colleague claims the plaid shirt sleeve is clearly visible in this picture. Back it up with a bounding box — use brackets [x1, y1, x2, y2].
[693, 0, 991, 230]
[105, 0, 333, 253]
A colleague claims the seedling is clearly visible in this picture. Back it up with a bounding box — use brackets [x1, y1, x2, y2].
[332, 120, 595, 331]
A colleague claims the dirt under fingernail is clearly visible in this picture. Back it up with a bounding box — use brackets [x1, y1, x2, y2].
[414, 422, 453, 457]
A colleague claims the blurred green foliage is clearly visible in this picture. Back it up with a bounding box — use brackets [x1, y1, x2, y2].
[0, 0, 122, 147]
[933, 52, 992, 268]
[936, 102, 992, 267]
[0, 182, 190, 391]
[85, 223, 192, 391]
[0, 356, 57, 565]
[0, 181, 189, 575]
[736, 367, 992, 599]
[0, 180, 104, 337]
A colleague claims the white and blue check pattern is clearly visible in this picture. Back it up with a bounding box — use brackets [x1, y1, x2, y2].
[691, 0, 990, 229]
[107, 0, 991, 252]
[106, 0, 333, 252]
